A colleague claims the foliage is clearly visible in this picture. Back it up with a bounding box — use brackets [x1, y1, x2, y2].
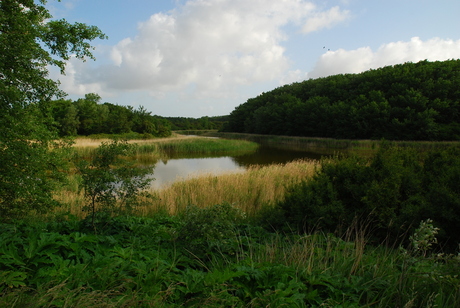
[0, 213, 459, 307]
[166, 115, 229, 131]
[50, 94, 172, 137]
[408, 219, 440, 257]
[75, 140, 154, 228]
[276, 143, 460, 249]
[223, 59, 460, 141]
[177, 203, 248, 259]
[0, 138, 74, 220]
[0, 0, 105, 220]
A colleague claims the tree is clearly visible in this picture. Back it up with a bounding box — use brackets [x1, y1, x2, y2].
[76, 140, 154, 230]
[0, 0, 106, 219]
[50, 99, 80, 136]
[104, 103, 132, 134]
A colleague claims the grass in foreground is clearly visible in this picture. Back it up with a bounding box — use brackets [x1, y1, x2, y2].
[1, 212, 459, 307]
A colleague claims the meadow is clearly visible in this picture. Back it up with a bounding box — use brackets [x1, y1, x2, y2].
[1, 135, 459, 307]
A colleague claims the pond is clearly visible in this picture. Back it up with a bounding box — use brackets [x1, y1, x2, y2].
[150, 145, 326, 189]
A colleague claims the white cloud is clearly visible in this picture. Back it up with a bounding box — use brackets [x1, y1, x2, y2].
[58, 0, 349, 100]
[55, 59, 104, 96]
[302, 6, 350, 33]
[309, 37, 460, 79]
[280, 69, 309, 85]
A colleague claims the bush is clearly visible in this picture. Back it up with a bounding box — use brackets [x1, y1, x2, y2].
[277, 143, 460, 249]
[177, 203, 247, 259]
[75, 139, 154, 230]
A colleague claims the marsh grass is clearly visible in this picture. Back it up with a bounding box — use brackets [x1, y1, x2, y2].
[143, 159, 319, 216]
[56, 135, 292, 218]
[54, 159, 319, 219]
[203, 132, 460, 156]
[72, 134, 258, 163]
[154, 137, 259, 157]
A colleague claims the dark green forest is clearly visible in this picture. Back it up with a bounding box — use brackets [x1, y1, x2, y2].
[50, 93, 172, 137]
[223, 59, 460, 140]
[165, 115, 229, 131]
[50, 93, 228, 137]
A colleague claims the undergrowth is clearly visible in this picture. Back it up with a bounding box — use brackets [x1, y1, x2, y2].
[0, 210, 459, 307]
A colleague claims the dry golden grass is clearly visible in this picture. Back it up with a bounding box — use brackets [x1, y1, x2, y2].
[54, 159, 319, 219]
[71, 133, 196, 162]
[72, 133, 196, 148]
[141, 159, 319, 216]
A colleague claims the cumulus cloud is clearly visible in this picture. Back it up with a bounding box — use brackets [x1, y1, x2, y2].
[58, 0, 350, 99]
[280, 69, 309, 85]
[302, 6, 350, 33]
[308, 37, 460, 79]
[57, 59, 104, 96]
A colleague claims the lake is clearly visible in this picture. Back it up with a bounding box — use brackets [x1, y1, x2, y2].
[150, 145, 326, 189]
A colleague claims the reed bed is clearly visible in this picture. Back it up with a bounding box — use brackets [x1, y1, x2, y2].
[53, 159, 319, 219]
[71, 134, 258, 161]
[155, 137, 259, 155]
[141, 159, 319, 216]
[201, 132, 460, 155]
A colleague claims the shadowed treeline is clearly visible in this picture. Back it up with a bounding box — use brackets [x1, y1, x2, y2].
[223, 59, 460, 141]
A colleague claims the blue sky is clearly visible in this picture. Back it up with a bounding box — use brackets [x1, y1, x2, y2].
[47, 0, 460, 118]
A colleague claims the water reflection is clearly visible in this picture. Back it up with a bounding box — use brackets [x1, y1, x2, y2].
[150, 157, 244, 189]
[231, 146, 325, 167]
[150, 146, 327, 189]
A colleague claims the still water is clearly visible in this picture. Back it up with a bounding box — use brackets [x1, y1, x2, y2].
[150, 146, 325, 189]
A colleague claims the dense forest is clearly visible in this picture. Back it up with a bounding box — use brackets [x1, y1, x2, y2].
[50, 93, 228, 137]
[223, 59, 460, 140]
[50, 93, 172, 137]
[165, 115, 229, 131]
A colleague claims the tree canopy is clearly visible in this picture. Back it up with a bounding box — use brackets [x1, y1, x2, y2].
[50, 94, 172, 137]
[0, 0, 106, 219]
[223, 59, 460, 141]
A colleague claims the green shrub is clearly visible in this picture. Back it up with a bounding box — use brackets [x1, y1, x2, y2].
[75, 140, 154, 230]
[277, 143, 460, 249]
[177, 203, 247, 259]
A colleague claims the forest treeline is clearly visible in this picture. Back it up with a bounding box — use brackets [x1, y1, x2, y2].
[51, 93, 172, 137]
[164, 115, 228, 131]
[50, 93, 228, 137]
[223, 59, 460, 140]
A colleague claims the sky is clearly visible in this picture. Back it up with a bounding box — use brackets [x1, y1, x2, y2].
[46, 0, 460, 118]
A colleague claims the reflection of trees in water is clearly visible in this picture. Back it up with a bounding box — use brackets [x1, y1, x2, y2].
[229, 146, 326, 168]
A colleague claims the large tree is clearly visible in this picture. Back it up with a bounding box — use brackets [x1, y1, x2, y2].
[0, 0, 106, 219]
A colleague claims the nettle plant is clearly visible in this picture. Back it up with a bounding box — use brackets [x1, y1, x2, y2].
[76, 140, 154, 228]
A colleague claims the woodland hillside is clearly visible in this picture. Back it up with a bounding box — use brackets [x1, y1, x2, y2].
[223, 59, 460, 140]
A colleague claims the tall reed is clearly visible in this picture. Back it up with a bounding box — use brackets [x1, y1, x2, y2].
[72, 135, 258, 160]
[141, 159, 319, 216]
